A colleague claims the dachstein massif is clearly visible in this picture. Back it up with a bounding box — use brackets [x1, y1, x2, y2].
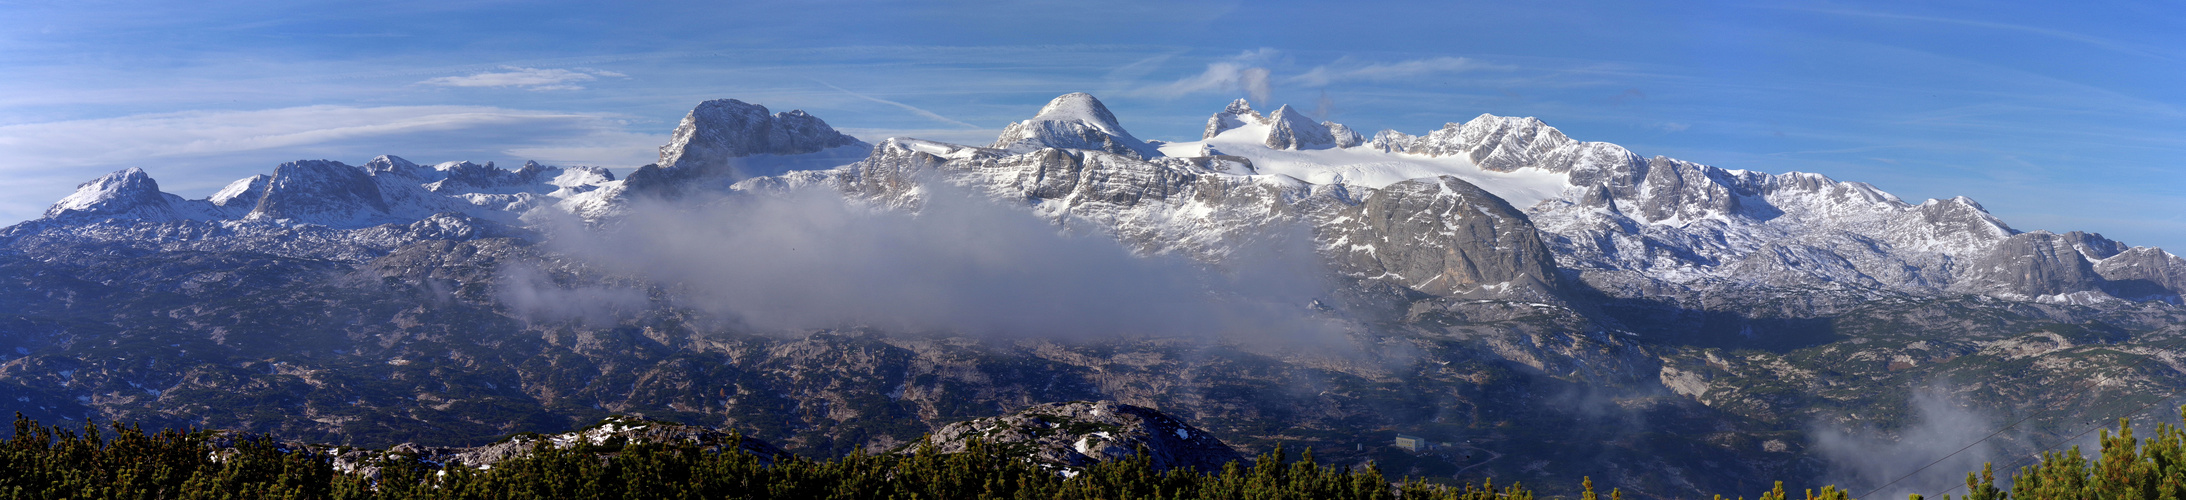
[4, 93, 2182, 497]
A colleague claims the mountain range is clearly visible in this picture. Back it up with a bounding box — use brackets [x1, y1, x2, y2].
[4, 93, 2183, 498]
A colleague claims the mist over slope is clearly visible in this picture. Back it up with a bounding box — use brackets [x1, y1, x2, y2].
[4, 93, 2183, 499]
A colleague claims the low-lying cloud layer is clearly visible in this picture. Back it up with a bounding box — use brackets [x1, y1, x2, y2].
[526, 187, 1350, 343]
[1811, 388, 2009, 500]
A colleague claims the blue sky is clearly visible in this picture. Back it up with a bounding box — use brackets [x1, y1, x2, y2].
[4, 0, 2181, 249]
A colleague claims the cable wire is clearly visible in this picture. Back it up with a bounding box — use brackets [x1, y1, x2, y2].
[1855, 348, 2164, 500]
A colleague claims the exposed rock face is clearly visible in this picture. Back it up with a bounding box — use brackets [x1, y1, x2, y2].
[992, 92, 1162, 160]
[1410, 114, 1577, 172]
[1367, 129, 1418, 153]
[1320, 176, 1562, 299]
[208, 174, 271, 212]
[1203, 98, 1263, 139]
[920, 401, 1241, 472]
[2096, 247, 2186, 303]
[629, 99, 870, 193]
[1325, 121, 1365, 148]
[248, 160, 393, 225]
[1262, 105, 1336, 150]
[657, 99, 866, 170]
[1955, 231, 2106, 298]
[42, 168, 190, 221]
[802, 126, 1568, 302]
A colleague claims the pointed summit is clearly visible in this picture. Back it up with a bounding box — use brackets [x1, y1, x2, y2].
[990, 93, 1161, 160]
[1222, 98, 1259, 116]
[1202, 98, 1265, 139]
[1262, 105, 1337, 150]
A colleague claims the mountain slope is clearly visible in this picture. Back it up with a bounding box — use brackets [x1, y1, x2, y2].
[6, 92, 2185, 500]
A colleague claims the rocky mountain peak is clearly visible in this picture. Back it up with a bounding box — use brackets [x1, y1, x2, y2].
[624, 99, 870, 194]
[1203, 98, 1267, 139]
[992, 92, 1162, 160]
[1222, 98, 1259, 117]
[364, 155, 422, 176]
[246, 160, 392, 225]
[1405, 114, 1574, 172]
[1324, 121, 1365, 148]
[1262, 104, 1338, 150]
[208, 174, 271, 208]
[1367, 129, 1419, 153]
[1323, 175, 1564, 299]
[1957, 230, 2107, 298]
[43, 168, 174, 221]
[655, 99, 867, 173]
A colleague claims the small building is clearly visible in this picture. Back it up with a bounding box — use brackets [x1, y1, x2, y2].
[1393, 434, 1428, 452]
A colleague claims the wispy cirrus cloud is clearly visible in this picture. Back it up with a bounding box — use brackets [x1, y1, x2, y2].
[1135, 48, 1280, 104]
[1783, 7, 2174, 61]
[0, 105, 631, 166]
[815, 81, 983, 129]
[419, 66, 629, 91]
[1134, 52, 1510, 107]
[1287, 56, 1505, 87]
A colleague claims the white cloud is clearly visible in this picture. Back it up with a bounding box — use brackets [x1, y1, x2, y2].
[418, 66, 628, 91]
[816, 81, 983, 129]
[535, 187, 1351, 343]
[1135, 48, 1280, 104]
[1287, 56, 1500, 87]
[0, 105, 630, 168]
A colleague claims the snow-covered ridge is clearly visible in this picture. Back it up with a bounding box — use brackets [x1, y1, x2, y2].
[12, 92, 2184, 306]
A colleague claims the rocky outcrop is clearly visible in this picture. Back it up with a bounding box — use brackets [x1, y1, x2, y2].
[1409, 114, 1577, 172]
[1262, 105, 1337, 150]
[41, 168, 195, 222]
[1325, 121, 1365, 148]
[1955, 231, 2107, 298]
[656, 99, 866, 169]
[1202, 98, 1263, 139]
[629, 99, 870, 193]
[1367, 129, 1418, 153]
[1320, 176, 1562, 299]
[248, 160, 392, 225]
[918, 401, 1240, 472]
[2096, 247, 2186, 303]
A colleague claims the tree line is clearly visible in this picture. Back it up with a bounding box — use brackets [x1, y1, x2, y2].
[5, 409, 2183, 499]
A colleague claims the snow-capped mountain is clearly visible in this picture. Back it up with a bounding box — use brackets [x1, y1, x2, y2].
[564, 98, 872, 217]
[991, 92, 1163, 160]
[10, 93, 2186, 497]
[766, 92, 2180, 308]
[0, 100, 870, 260]
[9, 92, 2183, 309]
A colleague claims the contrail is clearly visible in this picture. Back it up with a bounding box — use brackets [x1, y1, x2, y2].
[814, 81, 984, 129]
